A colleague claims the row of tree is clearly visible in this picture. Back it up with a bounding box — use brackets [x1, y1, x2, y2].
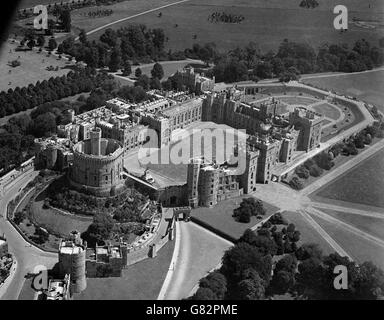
[183, 39, 384, 83]
[59, 25, 167, 69]
[289, 124, 383, 189]
[0, 68, 106, 118]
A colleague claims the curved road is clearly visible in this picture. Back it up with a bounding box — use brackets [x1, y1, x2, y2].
[163, 221, 232, 300]
[0, 171, 57, 300]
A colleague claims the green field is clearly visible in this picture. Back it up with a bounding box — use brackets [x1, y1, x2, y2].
[315, 148, 384, 209]
[315, 208, 384, 241]
[303, 69, 384, 111]
[79, 0, 384, 52]
[312, 102, 341, 121]
[309, 212, 384, 270]
[0, 42, 74, 92]
[192, 195, 279, 240]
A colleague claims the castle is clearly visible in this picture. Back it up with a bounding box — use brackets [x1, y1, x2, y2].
[34, 66, 324, 207]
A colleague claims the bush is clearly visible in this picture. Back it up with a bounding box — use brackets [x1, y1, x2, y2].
[295, 165, 309, 179]
[303, 158, 316, 169]
[269, 212, 288, 225]
[289, 177, 304, 190]
[309, 165, 323, 177]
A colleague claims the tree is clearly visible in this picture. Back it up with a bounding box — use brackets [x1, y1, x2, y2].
[199, 271, 227, 300]
[221, 242, 273, 287]
[309, 165, 323, 177]
[59, 9, 71, 32]
[79, 29, 88, 44]
[122, 61, 132, 76]
[82, 212, 115, 246]
[191, 287, 217, 300]
[151, 62, 164, 80]
[48, 38, 57, 51]
[237, 273, 265, 300]
[109, 47, 122, 72]
[295, 165, 309, 179]
[31, 112, 57, 137]
[238, 209, 251, 223]
[135, 67, 142, 78]
[270, 270, 295, 294]
[289, 177, 304, 190]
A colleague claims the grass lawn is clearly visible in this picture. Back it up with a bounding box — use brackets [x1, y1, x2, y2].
[283, 211, 335, 256]
[303, 69, 384, 112]
[95, 0, 383, 52]
[75, 239, 175, 300]
[30, 199, 92, 237]
[308, 212, 384, 270]
[192, 195, 279, 241]
[314, 208, 384, 241]
[278, 96, 318, 106]
[312, 102, 341, 121]
[0, 42, 74, 92]
[314, 147, 384, 209]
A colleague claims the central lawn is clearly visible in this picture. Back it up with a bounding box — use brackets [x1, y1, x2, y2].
[315, 148, 384, 209]
[75, 239, 175, 300]
[192, 195, 279, 241]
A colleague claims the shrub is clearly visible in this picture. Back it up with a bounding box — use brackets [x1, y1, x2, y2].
[295, 165, 309, 179]
[289, 177, 304, 190]
[309, 165, 323, 177]
[303, 158, 316, 169]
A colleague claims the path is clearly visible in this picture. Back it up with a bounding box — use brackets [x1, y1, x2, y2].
[163, 221, 232, 300]
[0, 171, 57, 300]
[300, 67, 384, 80]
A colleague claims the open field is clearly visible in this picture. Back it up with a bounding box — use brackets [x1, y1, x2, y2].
[192, 195, 279, 241]
[79, 0, 384, 52]
[0, 42, 73, 92]
[283, 211, 335, 255]
[75, 239, 175, 300]
[303, 69, 384, 112]
[315, 148, 384, 209]
[316, 208, 384, 241]
[309, 212, 384, 270]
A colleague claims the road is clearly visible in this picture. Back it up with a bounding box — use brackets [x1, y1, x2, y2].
[0, 171, 57, 300]
[163, 221, 232, 300]
[76, 0, 192, 39]
[300, 67, 384, 80]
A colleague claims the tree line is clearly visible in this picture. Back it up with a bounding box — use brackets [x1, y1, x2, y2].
[59, 25, 167, 70]
[182, 39, 384, 83]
